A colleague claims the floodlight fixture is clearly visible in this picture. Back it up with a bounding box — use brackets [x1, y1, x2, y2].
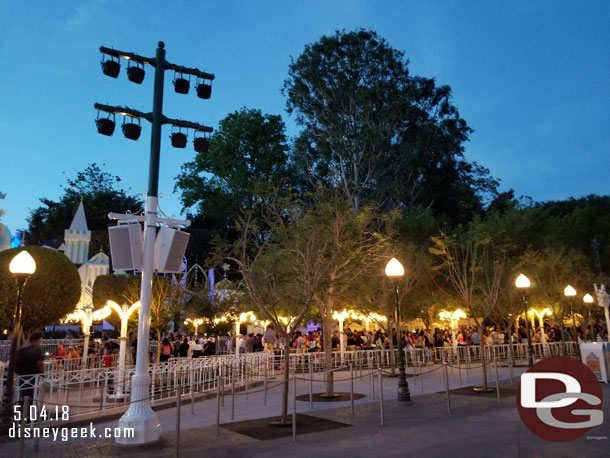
[196, 81, 212, 99]
[96, 116, 115, 136]
[194, 136, 209, 153]
[171, 132, 187, 148]
[127, 64, 145, 84]
[101, 58, 120, 78]
[122, 120, 141, 140]
[174, 74, 189, 94]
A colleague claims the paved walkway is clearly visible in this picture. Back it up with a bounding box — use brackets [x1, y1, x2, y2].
[1, 364, 608, 458]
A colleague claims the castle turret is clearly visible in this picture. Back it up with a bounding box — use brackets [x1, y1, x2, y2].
[63, 199, 91, 265]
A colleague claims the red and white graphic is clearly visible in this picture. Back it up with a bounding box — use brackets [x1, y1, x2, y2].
[517, 356, 604, 442]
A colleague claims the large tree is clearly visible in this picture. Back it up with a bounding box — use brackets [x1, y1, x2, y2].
[0, 247, 81, 339]
[175, 108, 298, 262]
[25, 163, 142, 256]
[284, 29, 497, 222]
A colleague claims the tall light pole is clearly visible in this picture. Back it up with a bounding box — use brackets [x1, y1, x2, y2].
[515, 274, 534, 366]
[0, 250, 36, 435]
[95, 41, 214, 445]
[385, 258, 411, 402]
[564, 285, 578, 342]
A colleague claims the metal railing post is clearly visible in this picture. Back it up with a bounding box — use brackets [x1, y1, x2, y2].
[443, 361, 451, 414]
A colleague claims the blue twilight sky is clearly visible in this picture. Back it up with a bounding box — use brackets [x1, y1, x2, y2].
[1, 1, 609, 234]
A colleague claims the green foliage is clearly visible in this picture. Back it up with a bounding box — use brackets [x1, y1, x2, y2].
[92, 274, 136, 308]
[25, 163, 142, 256]
[175, 108, 297, 261]
[0, 247, 80, 332]
[284, 28, 497, 222]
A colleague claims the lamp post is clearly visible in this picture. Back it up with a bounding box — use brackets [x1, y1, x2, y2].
[184, 317, 204, 337]
[564, 285, 578, 343]
[583, 294, 594, 341]
[80, 304, 95, 367]
[95, 42, 214, 445]
[515, 274, 534, 367]
[528, 308, 552, 345]
[385, 258, 411, 402]
[107, 301, 141, 398]
[0, 250, 36, 434]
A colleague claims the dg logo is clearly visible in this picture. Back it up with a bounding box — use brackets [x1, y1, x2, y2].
[517, 356, 604, 442]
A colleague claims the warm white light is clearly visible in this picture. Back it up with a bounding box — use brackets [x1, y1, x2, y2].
[564, 285, 576, 297]
[385, 258, 404, 277]
[583, 293, 594, 304]
[9, 251, 36, 275]
[515, 274, 530, 289]
[440, 309, 467, 321]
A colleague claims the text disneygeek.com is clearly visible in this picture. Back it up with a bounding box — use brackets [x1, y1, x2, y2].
[9, 423, 135, 441]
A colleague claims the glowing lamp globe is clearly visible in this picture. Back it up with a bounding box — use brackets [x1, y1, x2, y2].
[515, 274, 530, 289]
[9, 251, 36, 276]
[583, 293, 594, 304]
[564, 285, 576, 297]
[385, 258, 404, 277]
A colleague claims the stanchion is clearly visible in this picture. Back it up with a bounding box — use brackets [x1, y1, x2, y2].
[350, 362, 354, 415]
[508, 350, 514, 387]
[231, 370, 235, 420]
[309, 361, 313, 409]
[221, 366, 225, 407]
[371, 365, 375, 400]
[292, 374, 297, 442]
[216, 379, 221, 436]
[457, 352, 462, 386]
[190, 363, 195, 415]
[33, 382, 44, 453]
[494, 358, 501, 405]
[443, 361, 451, 414]
[264, 360, 268, 407]
[466, 350, 470, 380]
[378, 367, 384, 427]
[419, 356, 424, 392]
[175, 384, 181, 458]
[18, 395, 30, 458]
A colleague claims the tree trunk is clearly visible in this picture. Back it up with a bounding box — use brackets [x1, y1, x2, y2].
[479, 324, 488, 390]
[281, 337, 290, 424]
[323, 311, 334, 396]
[156, 329, 161, 364]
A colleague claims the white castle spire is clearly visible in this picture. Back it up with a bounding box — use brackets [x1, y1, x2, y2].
[63, 198, 91, 264]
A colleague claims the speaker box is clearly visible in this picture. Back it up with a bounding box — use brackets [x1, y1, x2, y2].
[108, 223, 143, 271]
[154, 226, 190, 273]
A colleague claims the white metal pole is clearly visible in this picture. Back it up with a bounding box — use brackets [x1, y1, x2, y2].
[117, 195, 161, 444]
[603, 306, 610, 343]
[81, 309, 92, 368]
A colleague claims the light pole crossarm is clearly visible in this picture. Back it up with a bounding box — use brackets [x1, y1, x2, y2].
[164, 61, 214, 80]
[108, 212, 191, 228]
[94, 103, 153, 122]
[99, 46, 154, 66]
[164, 116, 213, 132]
[94, 103, 212, 132]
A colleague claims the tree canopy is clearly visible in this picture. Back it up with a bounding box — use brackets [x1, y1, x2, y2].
[0, 247, 81, 334]
[25, 163, 143, 257]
